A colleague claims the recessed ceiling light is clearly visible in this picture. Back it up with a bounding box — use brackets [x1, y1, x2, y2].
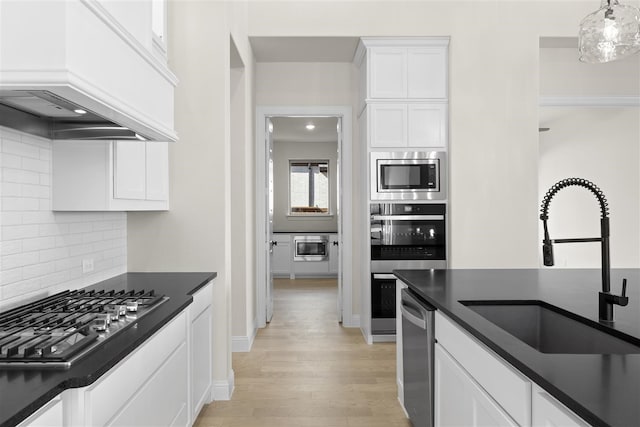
[306, 124, 315, 130]
[74, 109, 87, 115]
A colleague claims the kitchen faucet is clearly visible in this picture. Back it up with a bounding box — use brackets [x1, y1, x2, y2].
[540, 178, 628, 323]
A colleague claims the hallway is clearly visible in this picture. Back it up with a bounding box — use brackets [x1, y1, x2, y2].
[194, 278, 410, 426]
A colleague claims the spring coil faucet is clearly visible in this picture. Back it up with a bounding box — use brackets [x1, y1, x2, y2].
[540, 178, 628, 323]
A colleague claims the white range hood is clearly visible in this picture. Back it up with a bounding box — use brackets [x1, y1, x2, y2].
[0, 0, 178, 142]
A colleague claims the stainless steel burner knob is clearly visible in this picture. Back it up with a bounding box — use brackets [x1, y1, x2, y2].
[92, 315, 110, 332]
[126, 301, 138, 312]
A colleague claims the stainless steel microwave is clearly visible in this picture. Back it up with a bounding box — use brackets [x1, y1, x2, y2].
[370, 151, 447, 201]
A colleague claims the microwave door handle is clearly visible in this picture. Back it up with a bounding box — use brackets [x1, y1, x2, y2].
[370, 215, 445, 221]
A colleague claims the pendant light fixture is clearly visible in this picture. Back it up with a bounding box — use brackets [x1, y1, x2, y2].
[578, 0, 640, 63]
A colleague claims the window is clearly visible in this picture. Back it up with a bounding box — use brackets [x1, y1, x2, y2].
[289, 161, 330, 214]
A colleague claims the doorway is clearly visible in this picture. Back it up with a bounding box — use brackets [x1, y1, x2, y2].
[255, 106, 353, 328]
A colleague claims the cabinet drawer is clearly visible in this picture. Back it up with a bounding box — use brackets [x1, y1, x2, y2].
[435, 311, 531, 427]
[84, 312, 187, 426]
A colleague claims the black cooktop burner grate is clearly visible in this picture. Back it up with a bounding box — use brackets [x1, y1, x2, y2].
[0, 289, 167, 369]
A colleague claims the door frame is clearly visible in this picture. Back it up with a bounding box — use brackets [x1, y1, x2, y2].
[255, 105, 353, 328]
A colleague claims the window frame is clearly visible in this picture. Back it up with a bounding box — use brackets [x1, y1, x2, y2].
[287, 159, 332, 216]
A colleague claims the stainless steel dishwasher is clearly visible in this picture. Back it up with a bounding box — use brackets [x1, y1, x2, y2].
[401, 287, 436, 427]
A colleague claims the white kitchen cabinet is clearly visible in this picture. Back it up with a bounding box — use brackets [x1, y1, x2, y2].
[189, 282, 214, 421]
[368, 103, 407, 148]
[271, 235, 292, 277]
[357, 40, 449, 101]
[328, 234, 339, 274]
[0, 1, 177, 142]
[17, 396, 63, 427]
[434, 343, 518, 427]
[53, 140, 169, 211]
[114, 140, 146, 200]
[435, 311, 532, 426]
[77, 311, 189, 427]
[407, 104, 447, 148]
[532, 385, 590, 427]
[366, 103, 447, 149]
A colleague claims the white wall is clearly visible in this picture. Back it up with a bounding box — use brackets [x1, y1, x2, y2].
[0, 127, 127, 310]
[128, 0, 256, 397]
[539, 47, 640, 269]
[272, 140, 338, 233]
[538, 107, 639, 268]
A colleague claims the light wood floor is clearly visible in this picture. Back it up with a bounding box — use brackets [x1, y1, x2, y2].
[194, 278, 410, 427]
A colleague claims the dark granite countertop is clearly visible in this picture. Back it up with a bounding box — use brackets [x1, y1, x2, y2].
[393, 268, 640, 427]
[0, 272, 216, 427]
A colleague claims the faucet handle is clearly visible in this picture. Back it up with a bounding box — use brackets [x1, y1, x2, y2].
[615, 278, 629, 307]
[622, 278, 627, 297]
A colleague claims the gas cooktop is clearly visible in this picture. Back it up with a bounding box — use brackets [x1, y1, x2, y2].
[0, 288, 168, 369]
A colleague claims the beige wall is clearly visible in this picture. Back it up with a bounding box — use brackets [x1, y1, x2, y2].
[128, 0, 256, 395]
[126, 0, 639, 396]
[272, 140, 339, 233]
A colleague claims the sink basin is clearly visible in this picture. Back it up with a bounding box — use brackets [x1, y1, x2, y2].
[460, 300, 640, 354]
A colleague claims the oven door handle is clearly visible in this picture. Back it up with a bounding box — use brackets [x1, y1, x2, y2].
[370, 215, 445, 221]
[400, 303, 428, 330]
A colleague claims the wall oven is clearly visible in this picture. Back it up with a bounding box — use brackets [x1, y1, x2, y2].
[370, 203, 446, 335]
[370, 151, 447, 201]
[293, 235, 329, 261]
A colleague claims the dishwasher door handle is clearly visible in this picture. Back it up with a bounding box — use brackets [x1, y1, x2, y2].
[400, 303, 428, 330]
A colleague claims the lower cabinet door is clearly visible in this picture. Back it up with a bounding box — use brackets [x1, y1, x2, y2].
[435, 344, 518, 427]
[108, 343, 189, 427]
[532, 386, 589, 427]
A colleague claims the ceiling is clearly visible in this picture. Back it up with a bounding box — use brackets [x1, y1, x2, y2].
[271, 116, 338, 143]
[250, 37, 360, 62]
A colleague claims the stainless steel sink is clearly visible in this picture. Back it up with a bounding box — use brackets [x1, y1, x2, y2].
[460, 300, 640, 354]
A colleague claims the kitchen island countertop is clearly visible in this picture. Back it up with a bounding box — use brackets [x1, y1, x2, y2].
[393, 268, 640, 427]
[0, 271, 216, 427]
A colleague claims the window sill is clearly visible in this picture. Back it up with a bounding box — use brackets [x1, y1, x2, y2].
[286, 214, 335, 219]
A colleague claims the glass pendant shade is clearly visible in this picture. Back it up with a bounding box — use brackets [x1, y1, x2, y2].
[578, 0, 640, 63]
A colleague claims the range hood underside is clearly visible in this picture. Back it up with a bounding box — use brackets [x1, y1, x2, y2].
[0, 91, 148, 141]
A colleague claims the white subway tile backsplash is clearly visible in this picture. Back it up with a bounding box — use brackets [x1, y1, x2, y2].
[1, 212, 23, 226]
[1, 128, 127, 309]
[69, 222, 92, 234]
[1, 153, 21, 169]
[22, 262, 56, 280]
[39, 247, 70, 262]
[22, 236, 56, 252]
[2, 168, 40, 185]
[2, 197, 40, 211]
[1, 267, 22, 286]
[39, 223, 70, 236]
[3, 225, 40, 240]
[2, 252, 39, 269]
[21, 184, 50, 199]
[22, 158, 49, 174]
[2, 138, 40, 159]
[2, 182, 22, 197]
[0, 240, 22, 256]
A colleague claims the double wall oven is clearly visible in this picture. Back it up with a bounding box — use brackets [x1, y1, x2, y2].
[370, 203, 446, 335]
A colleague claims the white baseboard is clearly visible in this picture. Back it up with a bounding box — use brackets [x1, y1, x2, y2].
[212, 369, 235, 401]
[232, 317, 258, 352]
[232, 326, 257, 352]
[373, 334, 396, 343]
[342, 314, 360, 328]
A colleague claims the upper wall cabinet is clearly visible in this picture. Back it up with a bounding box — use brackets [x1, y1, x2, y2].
[355, 37, 449, 115]
[0, 0, 177, 142]
[53, 140, 169, 211]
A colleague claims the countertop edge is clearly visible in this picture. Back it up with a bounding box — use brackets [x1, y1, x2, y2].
[0, 271, 217, 427]
[393, 269, 627, 427]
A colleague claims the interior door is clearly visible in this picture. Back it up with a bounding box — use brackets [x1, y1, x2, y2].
[266, 117, 275, 323]
[336, 117, 343, 323]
